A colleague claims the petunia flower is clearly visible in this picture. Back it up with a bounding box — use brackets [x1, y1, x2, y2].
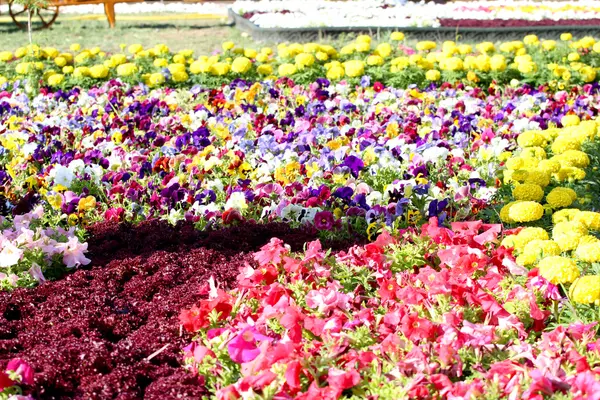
[227, 327, 272, 364]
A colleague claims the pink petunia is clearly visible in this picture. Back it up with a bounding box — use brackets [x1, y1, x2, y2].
[56, 237, 90, 269]
[227, 327, 272, 364]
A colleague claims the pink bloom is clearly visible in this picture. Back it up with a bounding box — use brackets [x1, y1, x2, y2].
[56, 237, 90, 268]
[254, 237, 288, 266]
[227, 327, 272, 364]
[6, 358, 34, 385]
[327, 368, 360, 391]
[305, 283, 350, 314]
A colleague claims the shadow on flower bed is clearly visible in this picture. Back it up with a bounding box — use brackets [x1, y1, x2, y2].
[0, 219, 361, 399]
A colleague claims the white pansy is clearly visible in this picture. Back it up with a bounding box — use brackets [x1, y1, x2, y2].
[422, 146, 449, 163]
[225, 191, 247, 211]
[53, 165, 75, 188]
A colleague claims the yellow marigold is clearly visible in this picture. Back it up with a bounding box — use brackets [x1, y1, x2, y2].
[425, 69, 441, 81]
[556, 150, 590, 168]
[500, 201, 521, 224]
[554, 167, 586, 182]
[561, 33, 573, 41]
[553, 220, 588, 237]
[517, 130, 546, 147]
[326, 65, 344, 80]
[210, 62, 231, 76]
[0, 51, 13, 62]
[516, 254, 537, 266]
[523, 169, 551, 187]
[501, 234, 518, 249]
[278, 63, 297, 77]
[561, 115, 580, 127]
[390, 31, 405, 41]
[573, 211, 600, 231]
[569, 276, 600, 304]
[538, 256, 580, 284]
[375, 43, 392, 58]
[257, 64, 273, 76]
[47, 73, 64, 86]
[516, 226, 550, 247]
[538, 159, 562, 174]
[231, 57, 253, 74]
[521, 240, 562, 265]
[89, 65, 109, 79]
[171, 71, 188, 82]
[190, 60, 211, 74]
[116, 63, 138, 77]
[551, 136, 581, 154]
[367, 55, 384, 66]
[513, 183, 544, 202]
[520, 146, 547, 160]
[546, 187, 576, 208]
[343, 60, 365, 78]
[506, 157, 524, 170]
[416, 41, 436, 51]
[574, 242, 600, 262]
[148, 72, 165, 86]
[490, 54, 507, 71]
[508, 201, 544, 222]
[295, 53, 315, 69]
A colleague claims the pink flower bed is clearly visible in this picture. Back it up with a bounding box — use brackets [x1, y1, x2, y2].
[180, 219, 600, 399]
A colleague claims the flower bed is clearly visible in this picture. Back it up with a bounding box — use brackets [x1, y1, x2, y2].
[178, 117, 600, 398]
[0, 32, 600, 399]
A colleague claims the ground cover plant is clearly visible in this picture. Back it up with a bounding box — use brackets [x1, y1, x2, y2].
[0, 28, 599, 399]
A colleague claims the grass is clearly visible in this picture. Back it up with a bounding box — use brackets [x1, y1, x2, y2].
[0, 15, 256, 53]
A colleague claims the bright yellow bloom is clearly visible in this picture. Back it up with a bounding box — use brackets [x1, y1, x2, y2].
[278, 63, 297, 77]
[47, 74, 64, 86]
[546, 187, 576, 208]
[116, 63, 138, 77]
[78, 195, 97, 212]
[512, 183, 544, 202]
[343, 60, 365, 78]
[569, 276, 600, 304]
[390, 31, 405, 41]
[89, 65, 109, 79]
[425, 69, 441, 81]
[538, 256, 580, 285]
[508, 201, 544, 222]
[231, 57, 253, 74]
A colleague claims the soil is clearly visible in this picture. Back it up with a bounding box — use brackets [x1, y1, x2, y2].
[0, 220, 359, 399]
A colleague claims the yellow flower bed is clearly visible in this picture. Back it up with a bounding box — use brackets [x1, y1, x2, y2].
[1, 32, 600, 90]
[500, 116, 600, 306]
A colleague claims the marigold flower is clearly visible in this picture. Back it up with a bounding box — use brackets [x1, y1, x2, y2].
[538, 256, 580, 284]
[546, 187, 576, 208]
[575, 242, 600, 262]
[508, 201, 544, 222]
[343, 60, 364, 78]
[569, 276, 600, 304]
[513, 183, 544, 202]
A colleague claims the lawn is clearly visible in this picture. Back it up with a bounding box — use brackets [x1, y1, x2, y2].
[0, 15, 255, 53]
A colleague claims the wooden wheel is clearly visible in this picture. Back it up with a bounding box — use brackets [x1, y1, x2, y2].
[8, 2, 60, 30]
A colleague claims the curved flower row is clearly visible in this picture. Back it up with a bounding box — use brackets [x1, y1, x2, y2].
[1, 32, 600, 91]
[4, 76, 600, 287]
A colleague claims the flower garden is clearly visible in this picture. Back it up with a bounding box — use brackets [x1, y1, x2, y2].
[0, 21, 599, 400]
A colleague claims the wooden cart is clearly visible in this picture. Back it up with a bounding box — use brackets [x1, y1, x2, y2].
[1, 0, 139, 29]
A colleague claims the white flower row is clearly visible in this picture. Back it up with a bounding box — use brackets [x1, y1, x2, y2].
[231, 0, 600, 29]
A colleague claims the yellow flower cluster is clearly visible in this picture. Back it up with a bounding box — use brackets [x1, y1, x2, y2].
[1, 33, 600, 89]
[500, 115, 600, 306]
